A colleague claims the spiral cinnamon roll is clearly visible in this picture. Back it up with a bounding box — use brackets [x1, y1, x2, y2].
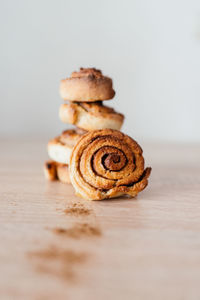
[60, 68, 115, 102]
[47, 128, 86, 164]
[44, 161, 70, 184]
[69, 129, 151, 200]
[59, 102, 124, 131]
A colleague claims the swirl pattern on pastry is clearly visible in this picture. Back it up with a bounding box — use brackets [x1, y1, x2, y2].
[69, 129, 151, 200]
[44, 161, 70, 184]
[59, 101, 124, 131]
[47, 128, 86, 164]
[60, 68, 115, 102]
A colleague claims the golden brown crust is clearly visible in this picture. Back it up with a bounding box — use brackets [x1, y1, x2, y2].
[59, 128, 87, 145]
[59, 102, 124, 131]
[47, 128, 86, 164]
[60, 68, 115, 102]
[44, 160, 70, 184]
[69, 129, 151, 200]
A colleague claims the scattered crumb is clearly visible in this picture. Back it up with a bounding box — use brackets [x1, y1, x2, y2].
[52, 223, 101, 239]
[64, 202, 91, 216]
[28, 246, 88, 282]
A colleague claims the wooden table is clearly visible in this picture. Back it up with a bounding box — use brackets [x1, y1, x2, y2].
[1, 138, 200, 300]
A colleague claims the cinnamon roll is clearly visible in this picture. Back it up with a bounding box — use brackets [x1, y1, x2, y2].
[59, 102, 124, 131]
[60, 68, 115, 102]
[69, 129, 151, 200]
[44, 160, 57, 181]
[47, 128, 86, 164]
[44, 161, 70, 184]
[56, 163, 70, 183]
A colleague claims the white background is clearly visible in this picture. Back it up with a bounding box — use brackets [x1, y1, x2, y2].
[1, 0, 200, 142]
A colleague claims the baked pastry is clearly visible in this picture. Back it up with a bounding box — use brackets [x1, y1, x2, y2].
[69, 129, 151, 200]
[60, 68, 115, 102]
[44, 161, 70, 183]
[44, 160, 57, 181]
[59, 101, 124, 131]
[56, 163, 70, 183]
[47, 128, 86, 164]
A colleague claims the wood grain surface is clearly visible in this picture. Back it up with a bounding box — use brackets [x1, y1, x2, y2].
[0, 138, 200, 300]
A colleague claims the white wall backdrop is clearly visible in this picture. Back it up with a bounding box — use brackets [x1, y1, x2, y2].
[1, 0, 200, 142]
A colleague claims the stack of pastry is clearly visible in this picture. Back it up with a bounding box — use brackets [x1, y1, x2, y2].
[44, 68, 124, 184]
[45, 67, 151, 200]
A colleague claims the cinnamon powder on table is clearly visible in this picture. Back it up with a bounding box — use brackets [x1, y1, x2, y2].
[28, 246, 88, 282]
[29, 202, 101, 281]
[64, 202, 91, 216]
[52, 223, 102, 239]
